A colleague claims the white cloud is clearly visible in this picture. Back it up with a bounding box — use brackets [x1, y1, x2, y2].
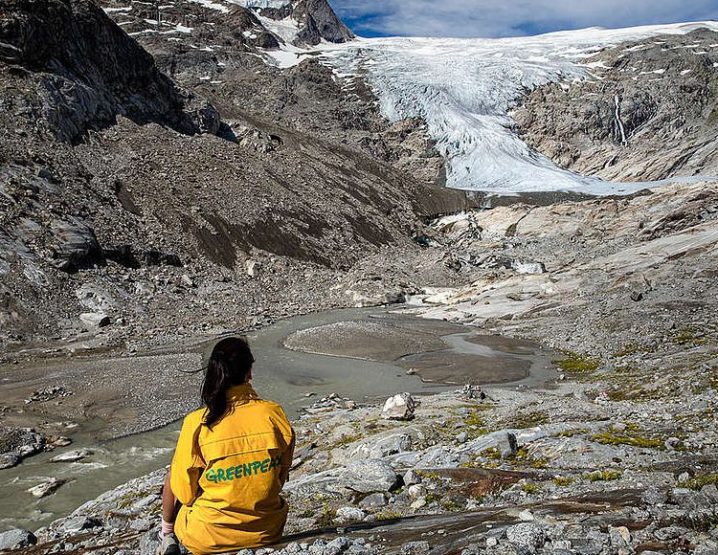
[330, 0, 718, 38]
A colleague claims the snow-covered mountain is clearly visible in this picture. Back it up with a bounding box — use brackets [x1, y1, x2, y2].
[313, 22, 718, 195]
[92, 0, 718, 195]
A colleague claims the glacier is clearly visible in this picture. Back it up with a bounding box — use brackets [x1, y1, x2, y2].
[313, 22, 718, 195]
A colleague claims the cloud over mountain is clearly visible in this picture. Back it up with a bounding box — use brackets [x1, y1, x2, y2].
[330, 0, 718, 38]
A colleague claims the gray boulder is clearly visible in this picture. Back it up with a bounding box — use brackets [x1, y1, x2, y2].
[351, 432, 412, 459]
[506, 523, 546, 552]
[0, 529, 37, 550]
[50, 448, 93, 463]
[334, 506, 366, 524]
[48, 220, 102, 271]
[80, 312, 111, 329]
[343, 460, 400, 493]
[358, 492, 387, 508]
[381, 393, 416, 421]
[59, 516, 101, 533]
[0, 451, 21, 469]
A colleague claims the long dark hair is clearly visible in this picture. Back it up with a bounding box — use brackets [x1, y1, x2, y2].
[201, 337, 255, 428]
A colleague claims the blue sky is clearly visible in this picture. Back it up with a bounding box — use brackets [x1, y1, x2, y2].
[329, 0, 718, 38]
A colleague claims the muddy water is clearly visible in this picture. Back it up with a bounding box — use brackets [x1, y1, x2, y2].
[0, 308, 554, 532]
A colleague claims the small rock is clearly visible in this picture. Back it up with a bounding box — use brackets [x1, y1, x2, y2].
[630, 291, 643, 302]
[79, 312, 111, 328]
[641, 487, 667, 505]
[27, 478, 67, 498]
[518, 509, 534, 521]
[359, 492, 387, 508]
[410, 497, 427, 509]
[407, 485, 426, 499]
[0, 452, 21, 470]
[400, 541, 430, 554]
[60, 516, 101, 533]
[498, 432, 518, 459]
[609, 526, 631, 547]
[334, 507, 366, 524]
[0, 529, 37, 550]
[50, 448, 92, 463]
[381, 393, 416, 421]
[343, 459, 400, 493]
[50, 436, 73, 447]
[456, 431, 469, 444]
[403, 469, 421, 486]
[506, 523, 545, 551]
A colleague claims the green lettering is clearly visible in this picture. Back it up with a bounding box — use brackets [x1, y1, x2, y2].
[226, 467, 235, 480]
[268, 459, 277, 471]
[260, 458, 270, 473]
[243, 463, 253, 476]
[234, 465, 243, 479]
[216, 468, 226, 482]
[205, 469, 217, 483]
[251, 461, 262, 474]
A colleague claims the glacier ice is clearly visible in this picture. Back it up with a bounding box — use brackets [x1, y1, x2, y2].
[316, 22, 718, 195]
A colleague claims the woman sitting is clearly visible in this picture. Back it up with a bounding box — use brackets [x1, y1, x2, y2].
[158, 337, 295, 555]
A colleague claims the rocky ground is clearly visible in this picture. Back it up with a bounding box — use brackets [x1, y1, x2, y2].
[2, 181, 717, 553]
[2, 0, 718, 553]
[4, 378, 717, 554]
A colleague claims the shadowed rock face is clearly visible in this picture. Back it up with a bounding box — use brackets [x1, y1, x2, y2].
[252, 0, 354, 45]
[291, 0, 354, 45]
[0, 0, 219, 142]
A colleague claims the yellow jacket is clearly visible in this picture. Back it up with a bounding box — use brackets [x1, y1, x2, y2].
[170, 384, 295, 555]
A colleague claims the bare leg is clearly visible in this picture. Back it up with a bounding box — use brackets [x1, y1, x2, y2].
[158, 470, 181, 554]
[161, 470, 178, 524]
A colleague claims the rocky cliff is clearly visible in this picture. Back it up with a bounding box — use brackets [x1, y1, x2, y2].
[0, 0, 463, 347]
[0, 0, 220, 143]
[513, 29, 718, 182]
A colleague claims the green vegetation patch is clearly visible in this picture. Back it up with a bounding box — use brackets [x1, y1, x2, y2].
[521, 482, 541, 494]
[555, 351, 601, 375]
[678, 473, 718, 490]
[591, 428, 665, 450]
[510, 410, 549, 429]
[672, 327, 707, 346]
[584, 469, 623, 482]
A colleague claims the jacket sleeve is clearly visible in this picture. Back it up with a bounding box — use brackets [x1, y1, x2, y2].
[278, 414, 295, 487]
[170, 412, 206, 506]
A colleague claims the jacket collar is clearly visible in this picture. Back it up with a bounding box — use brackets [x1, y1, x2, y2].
[226, 383, 259, 402]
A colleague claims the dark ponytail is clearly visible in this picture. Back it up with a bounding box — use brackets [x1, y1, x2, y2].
[201, 337, 255, 428]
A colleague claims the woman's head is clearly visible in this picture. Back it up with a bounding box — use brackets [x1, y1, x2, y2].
[201, 337, 255, 428]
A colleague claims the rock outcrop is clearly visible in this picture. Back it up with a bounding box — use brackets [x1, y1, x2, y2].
[291, 0, 355, 45]
[513, 29, 718, 181]
[0, 0, 220, 142]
